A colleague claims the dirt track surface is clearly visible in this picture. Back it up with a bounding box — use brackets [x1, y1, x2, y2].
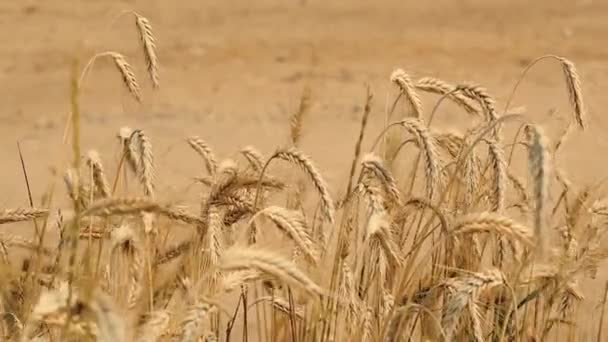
[1, 0, 608, 335]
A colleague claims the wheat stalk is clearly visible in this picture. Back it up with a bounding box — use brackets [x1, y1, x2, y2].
[416, 77, 479, 116]
[527, 125, 550, 254]
[361, 153, 403, 205]
[400, 118, 441, 198]
[452, 212, 534, 247]
[108, 52, 141, 102]
[129, 130, 155, 198]
[136, 310, 170, 342]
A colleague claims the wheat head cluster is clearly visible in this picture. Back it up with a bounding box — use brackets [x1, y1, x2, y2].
[0, 12, 606, 342]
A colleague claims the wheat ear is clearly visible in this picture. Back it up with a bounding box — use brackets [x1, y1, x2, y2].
[416, 76, 479, 116]
[250, 206, 318, 264]
[86, 150, 110, 198]
[400, 118, 441, 198]
[136, 310, 170, 342]
[390, 69, 423, 118]
[220, 246, 323, 296]
[527, 125, 550, 254]
[452, 212, 534, 247]
[290, 86, 311, 146]
[187, 136, 218, 175]
[0, 208, 48, 224]
[108, 52, 141, 102]
[361, 153, 403, 205]
[271, 148, 335, 224]
[134, 12, 159, 88]
[129, 130, 155, 198]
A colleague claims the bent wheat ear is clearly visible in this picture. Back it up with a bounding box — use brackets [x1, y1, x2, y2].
[134, 12, 159, 88]
[0, 208, 48, 224]
[220, 246, 323, 296]
[400, 118, 441, 198]
[452, 212, 534, 247]
[391, 69, 423, 118]
[361, 153, 403, 205]
[290, 86, 311, 146]
[251, 206, 318, 264]
[558, 57, 586, 129]
[187, 136, 218, 175]
[272, 148, 335, 224]
[109, 52, 141, 102]
[455, 82, 498, 122]
[240, 145, 265, 172]
[416, 77, 479, 116]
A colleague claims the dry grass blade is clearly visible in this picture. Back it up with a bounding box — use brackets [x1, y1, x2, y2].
[273, 148, 335, 223]
[0, 208, 48, 224]
[452, 212, 534, 246]
[109, 52, 141, 102]
[187, 136, 218, 175]
[134, 12, 159, 88]
[220, 246, 323, 296]
[391, 69, 423, 118]
[251, 206, 318, 264]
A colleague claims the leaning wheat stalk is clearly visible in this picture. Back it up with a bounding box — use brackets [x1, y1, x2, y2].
[400, 118, 442, 198]
[108, 52, 142, 102]
[129, 130, 156, 198]
[416, 76, 479, 116]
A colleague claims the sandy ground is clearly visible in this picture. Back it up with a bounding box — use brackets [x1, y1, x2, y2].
[1, 0, 608, 337]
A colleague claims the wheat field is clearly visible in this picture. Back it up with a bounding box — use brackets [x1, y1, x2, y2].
[2, 2, 608, 342]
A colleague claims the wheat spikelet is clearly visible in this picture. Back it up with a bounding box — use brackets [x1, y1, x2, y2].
[187, 136, 218, 175]
[455, 82, 498, 122]
[273, 148, 335, 223]
[249, 296, 306, 319]
[251, 206, 318, 264]
[219, 270, 261, 293]
[442, 269, 504, 340]
[486, 139, 506, 212]
[416, 76, 479, 116]
[130, 130, 155, 198]
[240, 145, 265, 171]
[108, 52, 141, 102]
[527, 125, 550, 253]
[558, 57, 586, 129]
[136, 310, 170, 342]
[0, 208, 48, 224]
[366, 209, 402, 268]
[134, 12, 159, 88]
[220, 246, 323, 296]
[452, 212, 534, 246]
[179, 302, 215, 342]
[361, 153, 403, 205]
[400, 118, 441, 198]
[86, 150, 110, 198]
[290, 86, 311, 146]
[390, 69, 423, 118]
[0, 232, 53, 255]
[83, 197, 160, 217]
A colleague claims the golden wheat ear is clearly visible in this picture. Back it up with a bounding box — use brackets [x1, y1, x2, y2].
[134, 12, 160, 88]
[106, 52, 142, 102]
